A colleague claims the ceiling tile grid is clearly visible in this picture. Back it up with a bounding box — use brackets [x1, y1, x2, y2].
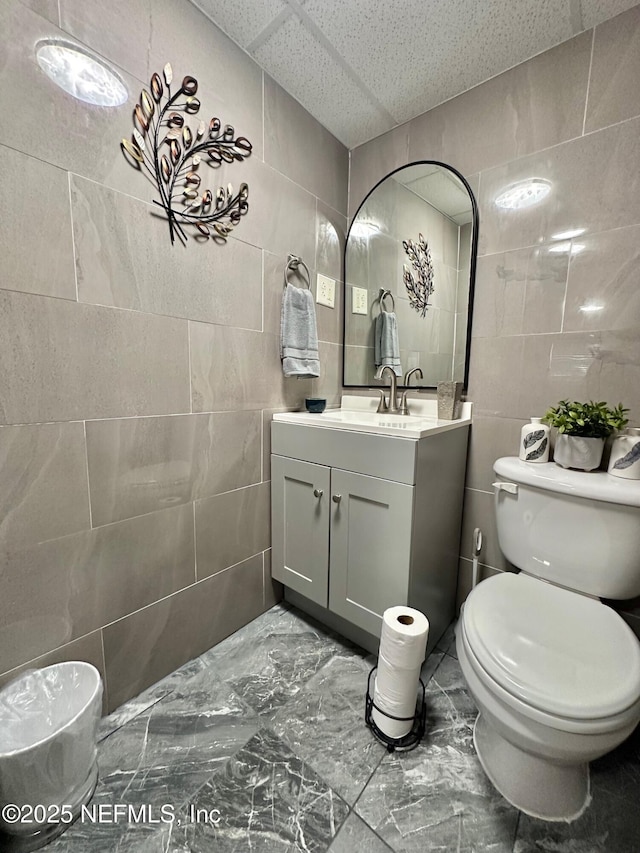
[191, 0, 640, 148]
[253, 14, 395, 148]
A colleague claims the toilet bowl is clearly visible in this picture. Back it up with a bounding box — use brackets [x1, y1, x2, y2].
[458, 457, 640, 821]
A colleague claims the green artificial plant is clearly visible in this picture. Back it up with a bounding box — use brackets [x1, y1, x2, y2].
[542, 400, 629, 438]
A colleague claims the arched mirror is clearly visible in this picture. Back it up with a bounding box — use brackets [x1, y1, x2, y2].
[343, 161, 478, 389]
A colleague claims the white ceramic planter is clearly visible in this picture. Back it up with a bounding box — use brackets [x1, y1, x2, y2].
[553, 434, 604, 471]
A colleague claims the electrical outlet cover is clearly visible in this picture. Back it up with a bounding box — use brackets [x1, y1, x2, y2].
[352, 286, 368, 315]
[316, 274, 336, 309]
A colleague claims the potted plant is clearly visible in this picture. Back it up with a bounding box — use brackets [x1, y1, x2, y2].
[543, 400, 629, 471]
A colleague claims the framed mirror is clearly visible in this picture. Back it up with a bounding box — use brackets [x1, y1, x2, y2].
[343, 161, 478, 389]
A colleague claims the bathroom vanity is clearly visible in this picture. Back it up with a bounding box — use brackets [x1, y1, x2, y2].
[270, 396, 472, 656]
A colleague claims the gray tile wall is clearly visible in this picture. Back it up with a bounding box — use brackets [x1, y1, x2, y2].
[0, 0, 347, 710]
[349, 4, 640, 635]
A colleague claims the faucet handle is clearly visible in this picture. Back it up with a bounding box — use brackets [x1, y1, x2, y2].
[376, 389, 389, 413]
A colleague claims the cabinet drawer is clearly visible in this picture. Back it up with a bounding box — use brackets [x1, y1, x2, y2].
[271, 422, 417, 484]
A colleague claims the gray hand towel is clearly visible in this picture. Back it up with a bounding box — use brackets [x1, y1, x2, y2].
[280, 282, 320, 378]
[374, 310, 402, 377]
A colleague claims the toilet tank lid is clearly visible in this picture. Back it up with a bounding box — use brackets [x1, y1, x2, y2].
[493, 457, 640, 507]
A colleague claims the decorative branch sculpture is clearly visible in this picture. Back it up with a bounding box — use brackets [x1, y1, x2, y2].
[121, 63, 252, 245]
[402, 233, 435, 317]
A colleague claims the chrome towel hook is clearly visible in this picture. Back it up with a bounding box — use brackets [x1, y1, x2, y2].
[284, 254, 311, 289]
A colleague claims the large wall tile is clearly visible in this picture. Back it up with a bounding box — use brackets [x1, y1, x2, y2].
[563, 224, 640, 332]
[0, 291, 190, 424]
[149, 0, 263, 161]
[20, 0, 58, 25]
[86, 411, 261, 526]
[349, 125, 410, 218]
[465, 416, 526, 493]
[0, 630, 106, 712]
[0, 2, 153, 204]
[0, 504, 194, 673]
[234, 157, 318, 260]
[466, 336, 524, 418]
[72, 177, 262, 328]
[195, 482, 270, 579]
[472, 246, 567, 338]
[585, 5, 640, 133]
[316, 199, 347, 282]
[0, 422, 90, 547]
[59, 0, 151, 83]
[264, 75, 348, 213]
[477, 116, 640, 256]
[190, 323, 313, 413]
[102, 554, 264, 710]
[0, 145, 76, 300]
[408, 33, 591, 178]
[515, 331, 639, 419]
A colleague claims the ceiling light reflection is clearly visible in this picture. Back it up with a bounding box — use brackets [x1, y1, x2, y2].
[579, 304, 604, 313]
[548, 242, 585, 255]
[495, 178, 551, 210]
[551, 228, 585, 240]
[36, 40, 128, 106]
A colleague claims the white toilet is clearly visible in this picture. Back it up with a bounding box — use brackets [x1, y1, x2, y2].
[456, 456, 640, 822]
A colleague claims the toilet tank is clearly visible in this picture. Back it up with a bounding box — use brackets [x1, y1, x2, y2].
[493, 457, 640, 600]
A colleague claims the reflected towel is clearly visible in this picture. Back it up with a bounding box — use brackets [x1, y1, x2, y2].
[374, 311, 402, 377]
[280, 282, 320, 378]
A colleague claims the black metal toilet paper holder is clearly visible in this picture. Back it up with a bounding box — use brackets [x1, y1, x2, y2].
[364, 666, 426, 752]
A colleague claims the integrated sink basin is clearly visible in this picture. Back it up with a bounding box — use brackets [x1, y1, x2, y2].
[273, 395, 472, 438]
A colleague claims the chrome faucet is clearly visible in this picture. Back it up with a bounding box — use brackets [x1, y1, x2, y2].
[399, 367, 423, 415]
[375, 365, 401, 413]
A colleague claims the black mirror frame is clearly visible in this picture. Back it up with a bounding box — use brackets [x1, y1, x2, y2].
[342, 159, 479, 390]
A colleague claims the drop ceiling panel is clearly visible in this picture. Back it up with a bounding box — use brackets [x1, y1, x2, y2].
[303, 0, 575, 126]
[253, 15, 395, 148]
[190, 0, 639, 148]
[580, 0, 639, 29]
[191, 0, 289, 49]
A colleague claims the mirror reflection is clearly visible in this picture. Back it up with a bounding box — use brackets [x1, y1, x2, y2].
[343, 161, 478, 389]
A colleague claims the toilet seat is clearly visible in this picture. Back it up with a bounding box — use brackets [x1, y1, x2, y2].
[463, 573, 640, 723]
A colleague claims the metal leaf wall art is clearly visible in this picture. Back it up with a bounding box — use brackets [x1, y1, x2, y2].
[402, 233, 435, 317]
[121, 63, 252, 245]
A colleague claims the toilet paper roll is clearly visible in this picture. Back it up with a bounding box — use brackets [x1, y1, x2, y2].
[372, 606, 429, 739]
[379, 606, 430, 670]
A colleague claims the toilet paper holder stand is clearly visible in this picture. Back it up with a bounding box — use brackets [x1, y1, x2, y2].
[364, 666, 426, 752]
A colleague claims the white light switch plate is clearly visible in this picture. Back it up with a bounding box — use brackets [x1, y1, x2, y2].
[352, 286, 368, 314]
[316, 274, 336, 308]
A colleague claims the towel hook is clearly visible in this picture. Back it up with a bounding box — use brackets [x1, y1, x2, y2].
[284, 254, 311, 289]
[378, 288, 395, 312]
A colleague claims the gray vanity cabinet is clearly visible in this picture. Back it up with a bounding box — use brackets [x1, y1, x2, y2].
[271, 420, 469, 654]
[271, 455, 413, 636]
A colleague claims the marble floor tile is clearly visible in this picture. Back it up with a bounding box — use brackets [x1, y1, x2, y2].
[269, 651, 386, 805]
[98, 657, 207, 741]
[327, 812, 393, 852]
[36, 604, 640, 853]
[148, 728, 350, 852]
[355, 656, 518, 852]
[199, 603, 354, 717]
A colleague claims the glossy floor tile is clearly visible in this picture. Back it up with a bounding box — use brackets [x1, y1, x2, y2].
[34, 604, 640, 853]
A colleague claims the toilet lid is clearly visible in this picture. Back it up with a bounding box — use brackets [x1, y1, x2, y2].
[464, 573, 640, 720]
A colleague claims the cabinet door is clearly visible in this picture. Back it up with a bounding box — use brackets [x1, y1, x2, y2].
[328, 469, 414, 636]
[271, 455, 330, 607]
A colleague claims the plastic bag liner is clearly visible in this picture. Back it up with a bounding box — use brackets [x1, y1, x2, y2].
[0, 662, 103, 833]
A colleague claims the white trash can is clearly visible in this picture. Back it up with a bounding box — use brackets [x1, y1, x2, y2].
[0, 661, 103, 848]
